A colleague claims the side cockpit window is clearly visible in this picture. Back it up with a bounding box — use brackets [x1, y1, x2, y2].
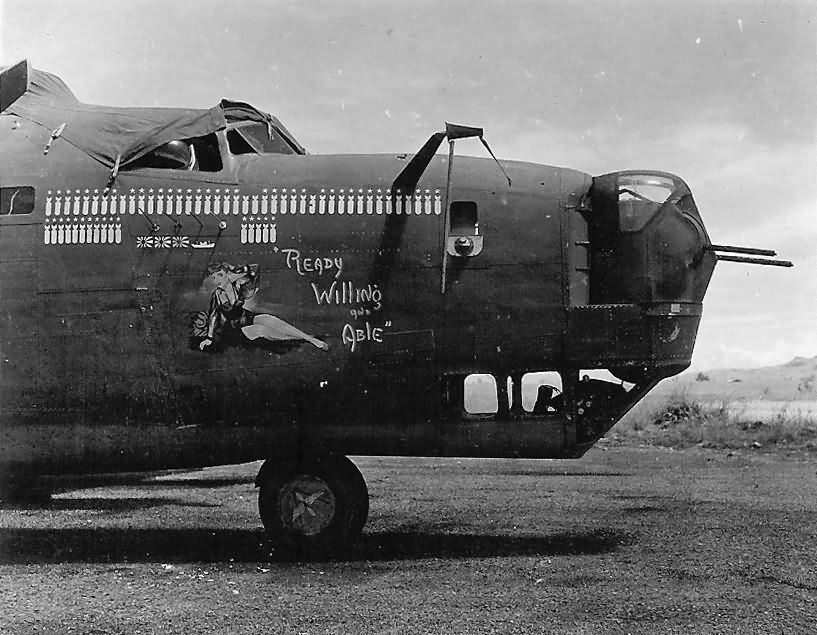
[227, 122, 300, 155]
[191, 134, 223, 171]
[227, 129, 257, 155]
[1, 186, 35, 215]
[138, 140, 195, 169]
[127, 133, 223, 172]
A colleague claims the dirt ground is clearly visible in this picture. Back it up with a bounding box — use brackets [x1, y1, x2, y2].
[1, 445, 815, 634]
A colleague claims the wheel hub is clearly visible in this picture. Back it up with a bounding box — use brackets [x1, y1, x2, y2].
[278, 474, 336, 536]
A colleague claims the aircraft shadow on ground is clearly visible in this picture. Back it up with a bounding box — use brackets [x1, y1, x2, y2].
[46, 475, 255, 492]
[1, 497, 220, 512]
[137, 477, 256, 488]
[0, 527, 632, 564]
[352, 529, 632, 561]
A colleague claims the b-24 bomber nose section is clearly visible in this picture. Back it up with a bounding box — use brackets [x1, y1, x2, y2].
[569, 168, 789, 390]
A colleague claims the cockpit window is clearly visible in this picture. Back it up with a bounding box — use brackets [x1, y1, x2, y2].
[138, 140, 195, 170]
[126, 134, 222, 172]
[228, 122, 299, 155]
[227, 129, 256, 155]
[618, 174, 675, 232]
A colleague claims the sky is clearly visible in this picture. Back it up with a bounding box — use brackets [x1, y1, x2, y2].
[2, 0, 815, 370]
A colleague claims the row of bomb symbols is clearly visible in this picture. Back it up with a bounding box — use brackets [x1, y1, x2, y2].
[240, 220, 277, 244]
[289, 188, 443, 216]
[44, 221, 122, 245]
[46, 188, 256, 217]
[228, 188, 442, 216]
[45, 187, 443, 218]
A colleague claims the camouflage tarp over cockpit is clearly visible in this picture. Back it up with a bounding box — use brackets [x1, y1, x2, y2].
[4, 67, 304, 167]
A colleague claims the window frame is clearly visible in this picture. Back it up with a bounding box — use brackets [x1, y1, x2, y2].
[227, 121, 301, 156]
[0, 185, 36, 217]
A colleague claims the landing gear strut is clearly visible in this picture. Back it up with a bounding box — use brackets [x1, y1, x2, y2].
[256, 454, 368, 558]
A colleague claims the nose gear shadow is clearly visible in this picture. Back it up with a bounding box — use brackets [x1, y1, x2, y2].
[0, 527, 634, 564]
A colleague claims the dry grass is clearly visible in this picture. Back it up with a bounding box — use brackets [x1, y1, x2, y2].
[613, 388, 817, 450]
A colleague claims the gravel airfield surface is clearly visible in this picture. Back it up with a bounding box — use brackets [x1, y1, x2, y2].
[1, 445, 815, 634]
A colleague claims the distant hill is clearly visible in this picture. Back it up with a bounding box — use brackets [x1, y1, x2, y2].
[653, 356, 817, 402]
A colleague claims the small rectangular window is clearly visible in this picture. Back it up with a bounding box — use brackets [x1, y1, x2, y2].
[464, 373, 498, 414]
[450, 201, 478, 235]
[523, 372, 563, 414]
[1, 186, 35, 215]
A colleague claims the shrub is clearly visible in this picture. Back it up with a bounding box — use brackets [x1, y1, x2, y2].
[613, 389, 817, 450]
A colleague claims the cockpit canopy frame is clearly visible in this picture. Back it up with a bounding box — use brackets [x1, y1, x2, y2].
[2, 65, 305, 170]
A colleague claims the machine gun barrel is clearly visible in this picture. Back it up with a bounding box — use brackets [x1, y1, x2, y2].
[709, 244, 777, 257]
[715, 254, 793, 267]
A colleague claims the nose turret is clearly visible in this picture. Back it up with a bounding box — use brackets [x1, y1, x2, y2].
[585, 171, 716, 306]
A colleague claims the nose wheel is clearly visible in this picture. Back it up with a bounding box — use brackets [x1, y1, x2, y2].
[257, 454, 368, 558]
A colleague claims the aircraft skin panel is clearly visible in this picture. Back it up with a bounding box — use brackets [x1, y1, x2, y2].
[0, 236, 41, 422]
[0, 149, 581, 470]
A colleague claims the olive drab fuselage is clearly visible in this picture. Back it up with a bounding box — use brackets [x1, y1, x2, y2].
[0, 107, 725, 477]
[6, 59, 770, 477]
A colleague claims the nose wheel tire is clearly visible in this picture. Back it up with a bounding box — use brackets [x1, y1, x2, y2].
[257, 454, 368, 558]
[336, 454, 369, 537]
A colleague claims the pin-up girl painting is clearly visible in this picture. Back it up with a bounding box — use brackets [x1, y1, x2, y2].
[191, 263, 328, 352]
